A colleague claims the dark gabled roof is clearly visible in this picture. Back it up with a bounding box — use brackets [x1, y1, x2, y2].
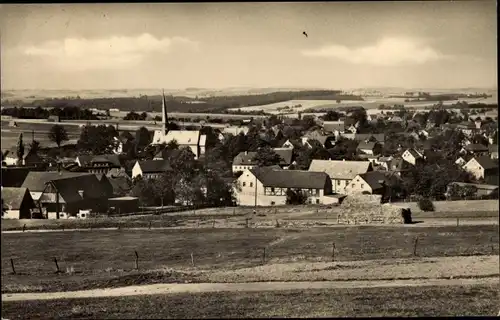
[323, 121, 345, 133]
[1, 187, 34, 210]
[489, 144, 498, 153]
[76, 155, 93, 166]
[138, 160, 173, 173]
[1, 167, 33, 187]
[354, 133, 385, 143]
[106, 168, 130, 179]
[21, 172, 94, 192]
[108, 176, 133, 195]
[91, 154, 121, 167]
[464, 144, 489, 152]
[473, 156, 498, 170]
[233, 151, 257, 166]
[49, 175, 108, 203]
[137, 160, 173, 173]
[357, 141, 376, 151]
[388, 158, 413, 172]
[250, 167, 329, 189]
[456, 122, 477, 129]
[358, 171, 402, 190]
[273, 148, 294, 165]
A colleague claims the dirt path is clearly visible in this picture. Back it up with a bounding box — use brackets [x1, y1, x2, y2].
[2, 218, 497, 234]
[2, 277, 498, 302]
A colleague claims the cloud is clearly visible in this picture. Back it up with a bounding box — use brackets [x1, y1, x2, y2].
[302, 37, 451, 66]
[21, 33, 199, 71]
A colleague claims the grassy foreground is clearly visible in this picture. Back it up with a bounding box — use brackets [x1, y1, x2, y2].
[2, 226, 498, 293]
[2, 284, 499, 318]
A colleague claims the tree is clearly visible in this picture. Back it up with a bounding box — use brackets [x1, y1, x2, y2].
[135, 126, 152, 152]
[77, 125, 117, 154]
[29, 140, 40, 154]
[286, 189, 307, 205]
[16, 133, 25, 165]
[322, 111, 341, 121]
[49, 124, 68, 148]
[252, 146, 282, 167]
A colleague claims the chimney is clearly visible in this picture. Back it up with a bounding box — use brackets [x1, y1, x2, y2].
[78, 190, 84, 198]
[245, 151, 248, 155]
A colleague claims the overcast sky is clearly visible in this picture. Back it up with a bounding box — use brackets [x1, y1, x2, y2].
[1, 2, 496, 90]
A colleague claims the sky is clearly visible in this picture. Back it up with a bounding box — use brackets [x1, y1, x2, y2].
[0, 2, 497, 91]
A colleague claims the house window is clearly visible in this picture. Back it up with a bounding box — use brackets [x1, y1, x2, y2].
[361, 184, 364, 188]
[352, 184, 356, 188]
[316, 189, 320, 196]
[250, 182, 253, 187]
[337, 180, 341, 185]
[242, 182, 246, 187]
[316, 199, 320, 204]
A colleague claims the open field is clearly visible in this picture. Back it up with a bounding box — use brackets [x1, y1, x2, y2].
[2, 226, 498, 293]
[228, 96, 498, 114]
[2, 283, 499, 318]
[404, 200, 499, 213]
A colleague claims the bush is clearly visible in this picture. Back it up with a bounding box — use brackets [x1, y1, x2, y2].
[418, 198, 435, 212]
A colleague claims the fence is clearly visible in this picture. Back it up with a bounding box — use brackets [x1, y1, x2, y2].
[4, 230, 499, 279]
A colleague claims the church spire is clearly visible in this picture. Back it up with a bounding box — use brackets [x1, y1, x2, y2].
[162, 89, 169, 134]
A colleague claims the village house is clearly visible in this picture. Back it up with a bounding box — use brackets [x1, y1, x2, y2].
[2, 146, 44, 167]
[344, 171, 402, 197]
[234, 166, 333, 206]
[401, 148, 424, 166]
[131, 160, 173, 179]
[232, 148, 294, 173]
[21, 172, 111, 219]
[1, 187, 37, 219]
[456, 122, 477, 137]
[218, 126, 249, 141]
[322, 121, 345, 135]
[302, 131, 336, 149]
[75, 154, 122, 174]
[106, 168, 133, 196]
[308, 159, 373, 194]
[357, 141, 382, 156]
[281, 139, 295, 149]
[462, 156, 498, 181]
[153, 130, 206, 159]
[455, 156, 469, 166]
[386, 158, 414, 177]
[461, 144, 489, 157]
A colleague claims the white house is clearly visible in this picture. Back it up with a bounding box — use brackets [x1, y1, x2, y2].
[281, 139, 295, 149]
[401, 148, 424, 166]
[455, 157, 467, 166]
[308, 159, 373, 194]
[462, 156, 498, 180]
[345, 171, 402, 196]
[131, 160, 173, 179]
[234, 167, 333, 206]
[152, 130, 206, 159]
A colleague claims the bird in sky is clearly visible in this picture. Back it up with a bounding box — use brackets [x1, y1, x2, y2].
[303, 31, 308, 38]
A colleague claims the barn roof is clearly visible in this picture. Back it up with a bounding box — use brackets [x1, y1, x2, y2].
[49, 175, 108, 203]
[21, 172, 93, 192]
[136, 160, 173, 173]
[309, 159, 372, 180]
[1, 187, 33, 210]
[250, 167, 329, 189]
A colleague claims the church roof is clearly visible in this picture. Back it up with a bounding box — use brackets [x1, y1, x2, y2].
[165, 130, 200, 145]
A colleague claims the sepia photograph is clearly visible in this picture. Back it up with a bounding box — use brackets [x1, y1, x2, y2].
[0, 1, 498, 318]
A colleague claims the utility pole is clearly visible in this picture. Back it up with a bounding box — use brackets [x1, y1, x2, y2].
[55, 184, 60, 220]
[254, 172, 258, 208]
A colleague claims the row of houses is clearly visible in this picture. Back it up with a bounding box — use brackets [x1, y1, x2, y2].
[233, 153, 499, 206]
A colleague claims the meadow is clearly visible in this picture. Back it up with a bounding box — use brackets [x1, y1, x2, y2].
[2, 225, 498, 293]
[2, 284, 499, 318]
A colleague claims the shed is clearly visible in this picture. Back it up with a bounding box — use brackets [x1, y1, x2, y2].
[1, 187, 37, 219]
[107, 196, 139, 214]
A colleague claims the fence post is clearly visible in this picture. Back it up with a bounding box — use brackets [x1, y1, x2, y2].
[262, 247, 266, 264]
[10, 258, 16, 275]
[149, 221, 152, 230]
[245, 218, 249, 228]
[233, 208, 236, 216]
[212, 219, 216, 228]
[191, 252, 195, 267]
[491, 236, 495, 254]
[332, 242, 336, 262]
[23, 224, 26, 232]
[456, 218, 459, 226]
[54, 257, 60, 273]
[134, 251, 139, 270]
[413, 237, 419, 256]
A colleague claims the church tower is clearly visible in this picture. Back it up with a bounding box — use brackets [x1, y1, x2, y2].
[162, 89, 169, 135]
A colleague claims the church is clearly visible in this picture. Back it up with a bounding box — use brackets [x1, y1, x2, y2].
[151, 91, 207, 159]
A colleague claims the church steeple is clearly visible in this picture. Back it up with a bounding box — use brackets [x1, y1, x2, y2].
[162, 89, 169, 134]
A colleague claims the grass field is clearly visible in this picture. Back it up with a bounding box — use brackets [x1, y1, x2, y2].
[2, 284, 499, 318]
[2, 226, 498, 293]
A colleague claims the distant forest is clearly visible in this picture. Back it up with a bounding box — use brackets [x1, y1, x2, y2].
[1, 90, 363, 113]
